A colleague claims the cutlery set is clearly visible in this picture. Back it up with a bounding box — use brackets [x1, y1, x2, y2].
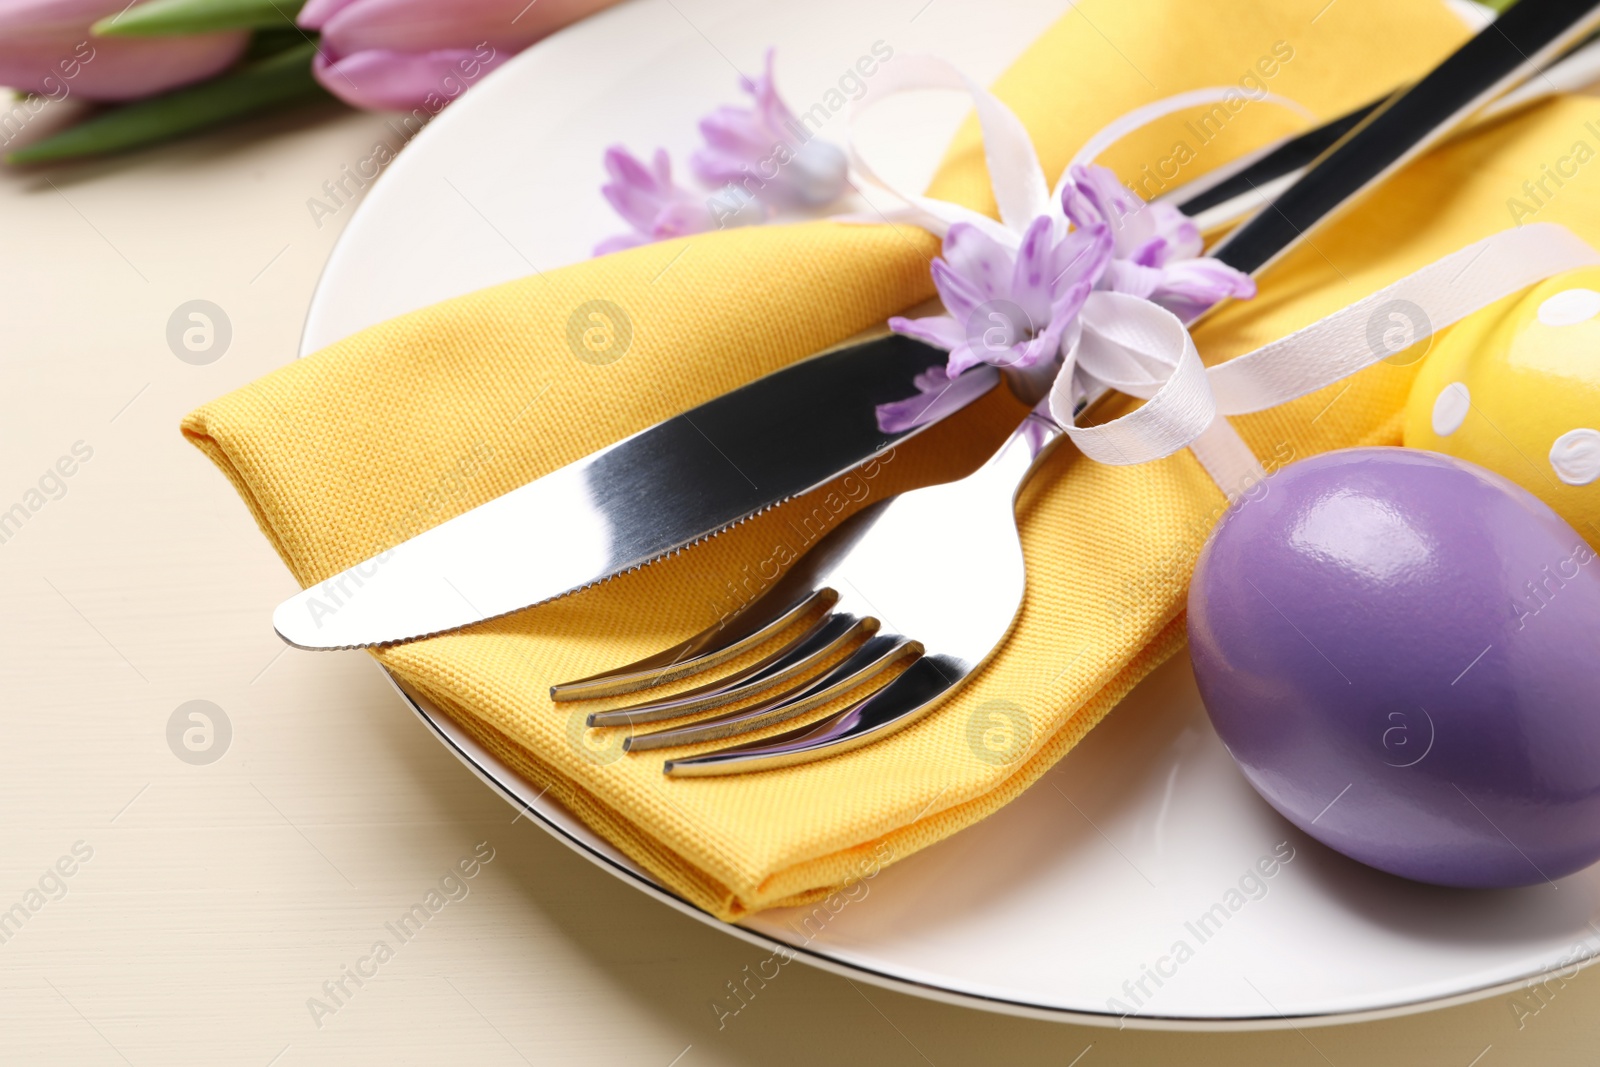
[275, 0, 1600, 775]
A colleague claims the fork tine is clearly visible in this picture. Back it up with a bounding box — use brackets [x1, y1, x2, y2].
[663, 655, 963, 777]
[585, 609, 876, 727]
[552, 500, 898, 703]
[623, 634, 919, 751]
[549, 586, 836, 701]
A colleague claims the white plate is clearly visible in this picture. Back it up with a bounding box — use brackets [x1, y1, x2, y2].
[300, 0, 1600, 1028]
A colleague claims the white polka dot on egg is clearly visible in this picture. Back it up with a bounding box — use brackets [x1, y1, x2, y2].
[1536, 288, 1600, 327]
[1432, 381, 1471, 436]
[1550, 428, 1600, 486]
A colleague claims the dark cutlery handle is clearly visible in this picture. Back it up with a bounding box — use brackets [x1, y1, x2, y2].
[1210, 0, 1600, 277]
[1175, 99, 1383, 217]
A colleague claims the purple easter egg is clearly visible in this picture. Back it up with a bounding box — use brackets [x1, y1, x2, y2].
[1188, 447, 1600, 888]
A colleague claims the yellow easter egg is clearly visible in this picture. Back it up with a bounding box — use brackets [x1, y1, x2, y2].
[1404, 266, 1600, 545]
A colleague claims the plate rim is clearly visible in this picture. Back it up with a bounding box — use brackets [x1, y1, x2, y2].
[379, 664, 1594, 1032]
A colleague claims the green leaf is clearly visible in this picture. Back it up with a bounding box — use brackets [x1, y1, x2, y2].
[93, 0, 306, 37]
[244, 26, 314, 61]
[6, 42, 330, 165]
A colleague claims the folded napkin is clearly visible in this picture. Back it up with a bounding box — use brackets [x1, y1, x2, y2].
[185, 0, 1600, 920]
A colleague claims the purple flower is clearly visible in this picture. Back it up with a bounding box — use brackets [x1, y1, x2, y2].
[691, 48, 848, 209]
[888, 217, 1113, 379]
[298, 0, 622, 112]
[593, 146, 714, 257]
[878, 163, 1255, 433]
[1061, 163, 1254, 318]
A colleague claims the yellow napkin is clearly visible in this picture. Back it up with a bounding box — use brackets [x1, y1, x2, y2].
[184, 0, 1600, 920]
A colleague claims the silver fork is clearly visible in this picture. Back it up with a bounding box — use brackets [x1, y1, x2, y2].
[551, 375, 1063, 777]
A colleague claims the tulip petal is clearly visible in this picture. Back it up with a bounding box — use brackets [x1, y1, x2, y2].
[297, 0, 362, 31]
[0, 31, 248, 101]
[311, 45, 506, 110]
[0, 0, 130, 38]
[319, 0, 619, 55]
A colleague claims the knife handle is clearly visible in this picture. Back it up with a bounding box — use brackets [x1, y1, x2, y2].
[1173, 98, 1383, 218]
[1209, 0, 1600, 277]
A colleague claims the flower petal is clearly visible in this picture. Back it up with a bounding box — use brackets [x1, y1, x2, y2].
[0, 30, 248, 101]
[1130, 236, 1168, 269]
[604, 144, 658, 190]
[944, 341, 995, 378]
[0, 0, 128, 38]
[1149, 257, 1257, 320]
[1060, 181, 1101, 230]
[689, 148, 745, 190]
[1148, 201, 1202, 260]
[297, 0, 362, 31]
[649, 147, 673, 186]
[874, 363, 995, 433]
[312, 46, 508, 110]
[600, 147, 670, 230]
[1103, 258, 1162, 299]
[1008, 212, 1058, 327]
[749, 46, 798, 134]
[1049, 222, 1113, 294]
[318, 0, 618, 54]
[888, 314, 965, 352]
[1009, 279, 1091, 370]
[650, 198, 712, 239]
[930, 257, 988, 325]
[696, 105, 770, 156]
[940, 222, 1013, 303]
[593, 231, 649, 256]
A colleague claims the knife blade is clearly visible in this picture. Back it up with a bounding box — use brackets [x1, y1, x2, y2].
[273, 334, 997, 649]
[277, 0, 1600, 650]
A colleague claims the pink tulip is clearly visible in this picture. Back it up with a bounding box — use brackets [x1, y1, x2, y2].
[0, 0, 248, 102]
[300, 0, 621, 111]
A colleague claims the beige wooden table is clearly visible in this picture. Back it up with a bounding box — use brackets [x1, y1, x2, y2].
[2, 92, 1597, 1066]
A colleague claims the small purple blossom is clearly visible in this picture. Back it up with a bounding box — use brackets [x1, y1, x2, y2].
[691, 48, 849, 209]
[594, 146, 714, 257]
[888, 217, 1112, 379]
[1062, 163, 1255, 319]
[879, 163, 1254, 433]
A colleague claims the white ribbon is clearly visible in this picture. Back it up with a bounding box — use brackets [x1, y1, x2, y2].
[1047, 225, 1600, 493]
[849, 57, 1310, 247]
[1065, 85, 1313, 173]
[845, 55, 1600, 496]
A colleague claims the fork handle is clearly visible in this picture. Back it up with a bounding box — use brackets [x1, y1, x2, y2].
[970, 408, 1069, 508]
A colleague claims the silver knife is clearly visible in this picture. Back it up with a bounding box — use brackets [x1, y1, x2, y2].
[274, 334, 999, 649]
[276, 0, 1600, 650]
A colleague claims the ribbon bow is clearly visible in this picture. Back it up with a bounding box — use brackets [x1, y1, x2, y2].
[847, 55, 1600, 496]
